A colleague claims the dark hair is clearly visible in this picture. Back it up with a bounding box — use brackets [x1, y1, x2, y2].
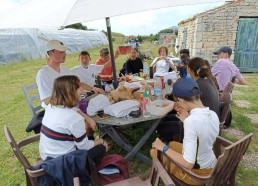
[188, 57, 211, 78]
[131, 47, 138, 53]
[179, 49, 190, 56]
[50, 75, 80, 108]
[158, 46, 168, 55]
[79, 51, 90, 57]
[204, 60, 220, 90]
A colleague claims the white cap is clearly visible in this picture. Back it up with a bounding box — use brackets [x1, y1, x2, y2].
[46, 40, 66, 52]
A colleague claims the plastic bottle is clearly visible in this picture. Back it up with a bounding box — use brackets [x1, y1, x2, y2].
[165, 79, 173, 94]
[154, 77, 162, 100]
[142, 90, 150, 117]
[143, 61, 149, 79]
[79, 94, 88, 114]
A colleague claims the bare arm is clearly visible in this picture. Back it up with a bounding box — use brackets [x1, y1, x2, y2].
[235, 76, 247, 85]
[80, 82, 105, 94]
[42, 97, 50, 106]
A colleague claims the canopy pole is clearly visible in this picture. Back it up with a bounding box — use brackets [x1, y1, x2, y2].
[106, 17, 119, 89]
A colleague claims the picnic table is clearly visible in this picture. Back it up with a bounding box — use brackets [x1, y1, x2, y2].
[92, 114, 163, 165]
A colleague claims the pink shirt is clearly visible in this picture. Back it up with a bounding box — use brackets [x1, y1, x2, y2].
[211, 58, 241, 91]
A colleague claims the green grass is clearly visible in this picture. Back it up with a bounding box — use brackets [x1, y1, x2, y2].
[0, 42, 257, 185]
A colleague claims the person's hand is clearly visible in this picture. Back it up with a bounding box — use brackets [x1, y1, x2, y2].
[175, 107, 189, 122]
[93, 87, 105, 94]
[152, 138, 165, 152]
[103, 140, 109, 152]
[115, 48, 120, 58]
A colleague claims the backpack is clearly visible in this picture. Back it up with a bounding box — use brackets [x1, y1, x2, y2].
[97, 154, 129, 185]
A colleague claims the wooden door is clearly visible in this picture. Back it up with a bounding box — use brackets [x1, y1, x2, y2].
[235, 17, 258, 72]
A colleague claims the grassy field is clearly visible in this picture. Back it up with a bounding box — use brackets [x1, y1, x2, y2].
[0, 42, 257, 185]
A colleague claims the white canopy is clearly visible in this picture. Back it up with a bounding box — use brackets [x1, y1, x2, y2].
[0, 0, 225, 29]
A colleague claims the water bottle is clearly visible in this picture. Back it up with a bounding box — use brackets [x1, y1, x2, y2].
[142, 90, 150, 117]
[165, 79, 173, 94]
[154, 77, 162, 100]
[143, 62, 149, 79]
[79, 95, 88, 114]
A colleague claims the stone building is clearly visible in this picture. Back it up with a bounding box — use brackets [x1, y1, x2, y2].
[178, 0, 258, 72]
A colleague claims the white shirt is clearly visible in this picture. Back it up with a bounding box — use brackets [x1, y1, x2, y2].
[153, 57, 174, 76]
[182, 107, 219, 169]
[36, 65, 70, 107]
[70, 64, 104, 86]
[39, 104, 94, 160]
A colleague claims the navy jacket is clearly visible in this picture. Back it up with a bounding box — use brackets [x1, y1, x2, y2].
[34, 150, 90, 186]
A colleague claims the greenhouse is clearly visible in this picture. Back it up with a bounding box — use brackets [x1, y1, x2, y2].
[0, 28, 108, 65]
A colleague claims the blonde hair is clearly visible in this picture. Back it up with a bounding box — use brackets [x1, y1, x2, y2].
[50, 75, 80, 108]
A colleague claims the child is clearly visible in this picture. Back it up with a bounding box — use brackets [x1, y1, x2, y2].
[177, 49, 190, 78]
[125, 48, 143, 76]
[39, 75, 108, 165]
[151, 78, 219, 185]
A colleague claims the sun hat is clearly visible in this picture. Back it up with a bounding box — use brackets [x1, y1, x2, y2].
[172, 78, 201, 98]
[100, 48, 109, 56]
[46, 40, 66, 52]
[213, 46, 232, 55]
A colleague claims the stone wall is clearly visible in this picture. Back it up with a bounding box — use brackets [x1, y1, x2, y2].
[178, 0, 258, 64]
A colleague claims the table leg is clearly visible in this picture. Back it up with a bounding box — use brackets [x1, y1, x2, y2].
[99, 118, 161, 165]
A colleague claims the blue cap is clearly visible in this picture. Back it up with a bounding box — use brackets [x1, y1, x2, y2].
[172, 78, 201, 98]
[213, 46, 232, 55]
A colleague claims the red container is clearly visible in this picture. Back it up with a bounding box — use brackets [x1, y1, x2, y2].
[119, 46, 132, 54]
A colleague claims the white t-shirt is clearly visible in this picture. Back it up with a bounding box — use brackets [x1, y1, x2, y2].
[70, 64, 104, 86]
[36, 65, 70, 107]
[39, 104, 94, 160]
[182, 107, 219, 169]
[153, 57, 175, 76]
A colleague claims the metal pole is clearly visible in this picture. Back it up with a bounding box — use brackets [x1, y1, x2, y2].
[105, 17, 119, 89]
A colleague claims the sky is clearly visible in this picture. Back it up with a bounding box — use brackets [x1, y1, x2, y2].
[0, 0, 225, 36]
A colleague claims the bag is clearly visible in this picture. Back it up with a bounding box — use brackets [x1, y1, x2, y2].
[97, 154, 129, 185]
[26, 110, 45, 134]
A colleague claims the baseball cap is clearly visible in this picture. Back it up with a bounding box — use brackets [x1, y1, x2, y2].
[46, 40, 66, 52]
[172, 78, 201, 98]
[213, 46, 232, 55]
[100, 48, 109, 56]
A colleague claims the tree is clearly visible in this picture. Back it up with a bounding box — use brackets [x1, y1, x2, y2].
[158, 28, 174, 34]
[64, 23, 87, 30]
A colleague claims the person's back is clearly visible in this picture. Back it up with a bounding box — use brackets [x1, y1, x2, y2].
[184, 107, 219, 168]
[196, 78, 220, 116]
[188, 57, 220, 116]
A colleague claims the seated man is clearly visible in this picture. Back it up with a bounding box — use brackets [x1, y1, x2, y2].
[70, 51, 104, 87]
[151, 78, 220, 185]
[177, 49, 190, 78]
[36, 40, 105, 108]
[211, 46, 247, 91]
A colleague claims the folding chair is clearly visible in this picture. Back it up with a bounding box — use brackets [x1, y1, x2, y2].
[22, 84, 43, 117]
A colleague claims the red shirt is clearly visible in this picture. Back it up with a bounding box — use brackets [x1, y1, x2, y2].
[95, 57, 112, 82]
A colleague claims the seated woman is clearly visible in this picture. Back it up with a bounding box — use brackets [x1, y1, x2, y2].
[39, 75, 108, 165]
[151, 46, 177, 77]
[188, 57, 220, 117]
[125, 48, 143, 76]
